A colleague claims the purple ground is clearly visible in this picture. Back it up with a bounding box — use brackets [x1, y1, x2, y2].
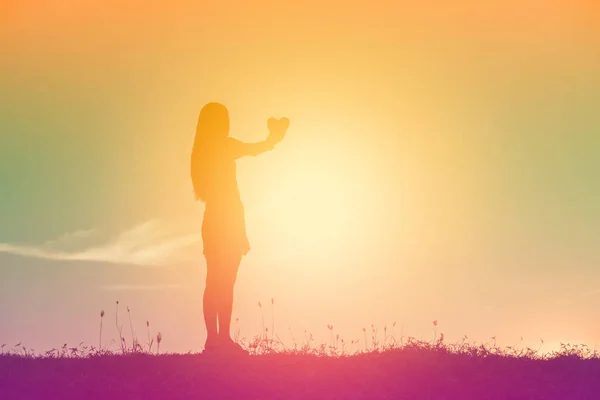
[1, 349, 600, 399]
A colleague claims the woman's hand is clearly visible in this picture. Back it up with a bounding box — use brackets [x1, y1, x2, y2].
[267, 117, 290, 145]
[228, 117, 289, 159]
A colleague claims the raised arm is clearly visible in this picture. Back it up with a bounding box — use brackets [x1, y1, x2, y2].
[228, 118, 288, 159]
[227, 137, 277, 159]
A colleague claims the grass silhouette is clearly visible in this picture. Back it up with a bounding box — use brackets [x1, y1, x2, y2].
[1, 303, 600, 399]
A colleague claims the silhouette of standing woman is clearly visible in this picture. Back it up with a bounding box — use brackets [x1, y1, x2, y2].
[190, 102, 289, 354]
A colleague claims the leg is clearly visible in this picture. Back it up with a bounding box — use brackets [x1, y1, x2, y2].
[203, 255, 219, 348]
[216, 252, 242, 342]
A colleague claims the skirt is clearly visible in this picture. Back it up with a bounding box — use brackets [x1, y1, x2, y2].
[201, 202, 251, 259]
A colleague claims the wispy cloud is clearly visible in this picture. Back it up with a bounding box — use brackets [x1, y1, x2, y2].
[43, 228, 97, 249]
[0, 220, 201, 266]
[100, 284, 179, 291]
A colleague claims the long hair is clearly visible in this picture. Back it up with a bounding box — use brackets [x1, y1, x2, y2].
[191, 102, 230, 202]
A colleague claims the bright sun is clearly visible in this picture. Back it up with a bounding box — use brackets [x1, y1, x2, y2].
[256, 149, 370, 266]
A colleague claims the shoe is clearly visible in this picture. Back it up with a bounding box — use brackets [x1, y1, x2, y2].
[202, 337, 220, 355]
[220, 338, 248, 356]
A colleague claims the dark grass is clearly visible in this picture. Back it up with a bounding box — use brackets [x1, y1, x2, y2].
[2, 340, 600, 400]
[3, 305, 599, 399]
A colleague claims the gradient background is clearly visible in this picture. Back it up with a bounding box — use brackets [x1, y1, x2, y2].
[1, 0, 599, 354]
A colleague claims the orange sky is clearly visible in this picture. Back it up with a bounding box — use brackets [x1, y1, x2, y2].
[1, 0, 599, 354]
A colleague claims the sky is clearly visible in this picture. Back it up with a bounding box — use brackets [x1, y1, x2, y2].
[1, 0, 599, 354]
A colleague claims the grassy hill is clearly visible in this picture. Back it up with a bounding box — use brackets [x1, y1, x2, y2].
[1, 340, 599, 399]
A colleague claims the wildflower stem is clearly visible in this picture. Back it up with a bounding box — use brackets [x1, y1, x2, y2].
[127, 307, 135, 351]
[271, 299, 275, 343]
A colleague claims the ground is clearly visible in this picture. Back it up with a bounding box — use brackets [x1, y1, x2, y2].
[1, 349, 600, 399]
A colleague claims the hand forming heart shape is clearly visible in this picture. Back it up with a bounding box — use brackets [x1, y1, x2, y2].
[267, 117, 290, 145]
[268, 117, 290, 133]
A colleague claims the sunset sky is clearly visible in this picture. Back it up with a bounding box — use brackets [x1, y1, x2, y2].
[1, 0, 599, 354]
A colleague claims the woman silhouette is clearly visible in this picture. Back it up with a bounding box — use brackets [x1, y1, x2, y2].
[191, 102, 288, 354]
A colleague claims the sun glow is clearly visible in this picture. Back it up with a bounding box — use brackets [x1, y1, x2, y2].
[249, 145, 374, 269]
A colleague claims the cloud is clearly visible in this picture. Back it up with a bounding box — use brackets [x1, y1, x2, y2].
[0, 220, 201, 266]
[100, 284, 179, 291]
[43, 228, 97, 249]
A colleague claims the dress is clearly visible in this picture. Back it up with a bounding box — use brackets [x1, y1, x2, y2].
[200, 143, 251, 259]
